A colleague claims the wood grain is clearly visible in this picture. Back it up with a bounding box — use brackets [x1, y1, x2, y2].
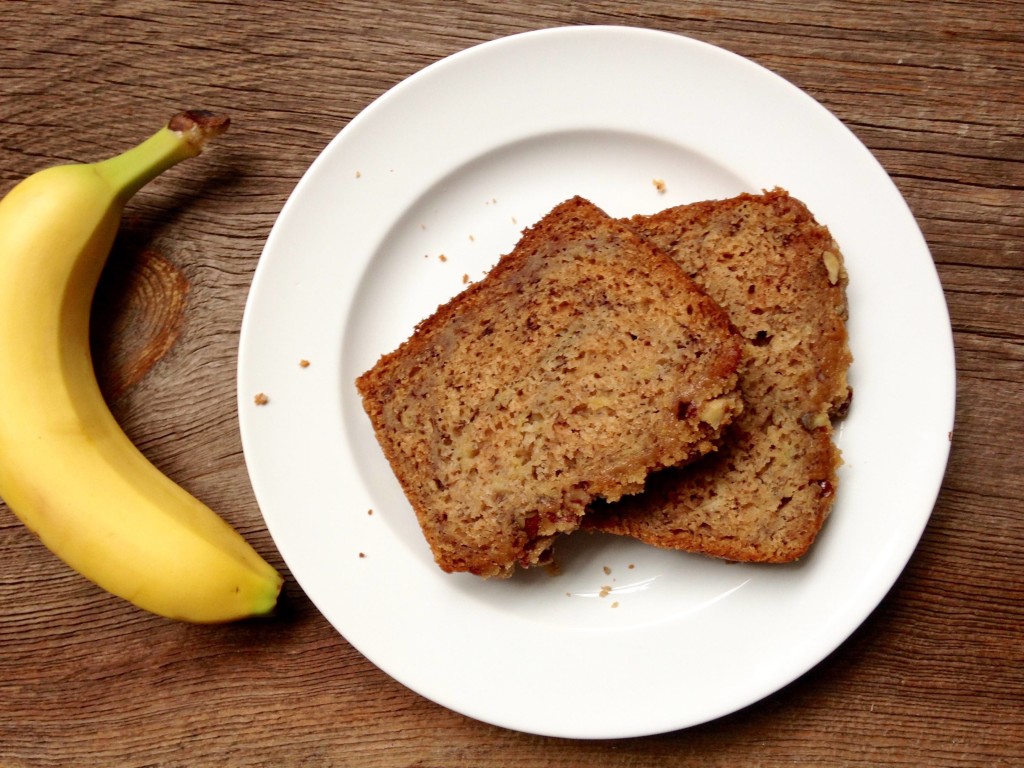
[92, 236, 190, 400]
[1, 1, 1021, 766]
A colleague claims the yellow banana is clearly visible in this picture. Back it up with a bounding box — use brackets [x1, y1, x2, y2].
[0, 111, 283, 622]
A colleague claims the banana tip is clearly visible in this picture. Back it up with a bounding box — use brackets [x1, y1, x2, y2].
[169, 110, 230, 153]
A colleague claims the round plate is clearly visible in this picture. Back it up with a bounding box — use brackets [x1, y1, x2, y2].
[237, 26, 955, 738]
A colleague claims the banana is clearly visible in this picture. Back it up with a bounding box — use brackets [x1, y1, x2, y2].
[0, 111, 283, 623]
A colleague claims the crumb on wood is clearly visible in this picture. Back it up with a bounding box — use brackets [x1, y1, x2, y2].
[653, 178, 667, 193]
[254, 392, 269, 406]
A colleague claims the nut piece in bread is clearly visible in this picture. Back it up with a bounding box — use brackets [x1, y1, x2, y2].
[586, 189, 852, 562]
[357, 196, 744, 577]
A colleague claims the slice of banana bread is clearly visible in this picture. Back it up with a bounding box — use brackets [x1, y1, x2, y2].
[357, 196, 743, 578]
[586, 189, 852, 562]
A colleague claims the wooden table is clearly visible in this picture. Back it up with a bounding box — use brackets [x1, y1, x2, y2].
[1, 2, 1021, 765]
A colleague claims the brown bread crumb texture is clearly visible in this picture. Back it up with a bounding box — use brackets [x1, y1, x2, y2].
[357, 197, 743, 577]
[585, 188, 852, 562]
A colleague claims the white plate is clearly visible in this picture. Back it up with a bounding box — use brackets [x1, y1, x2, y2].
[237, 26, 955, 738]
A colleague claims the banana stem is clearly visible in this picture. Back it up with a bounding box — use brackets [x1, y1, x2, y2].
[95, 111, 230, 203]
